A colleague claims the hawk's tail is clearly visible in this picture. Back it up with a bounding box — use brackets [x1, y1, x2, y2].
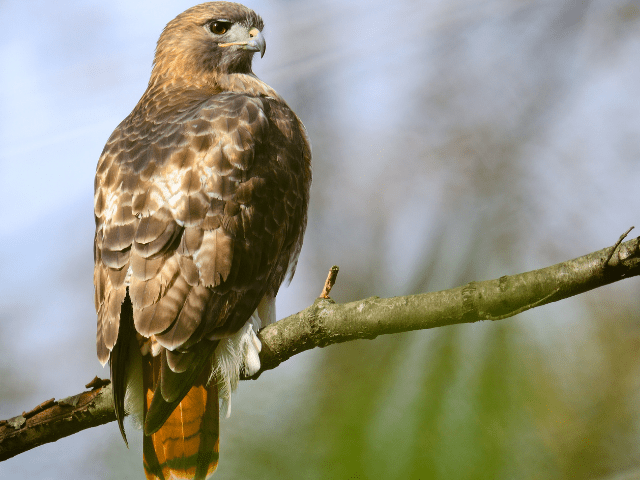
[142, 356, 220, 480]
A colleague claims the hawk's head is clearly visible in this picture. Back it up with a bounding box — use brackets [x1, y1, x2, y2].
[151, 2, 266, 84]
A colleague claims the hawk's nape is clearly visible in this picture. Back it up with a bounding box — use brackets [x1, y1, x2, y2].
[93, 2, 311, 479]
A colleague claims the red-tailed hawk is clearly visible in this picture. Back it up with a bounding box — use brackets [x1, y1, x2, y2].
[93, 3, 311, 479]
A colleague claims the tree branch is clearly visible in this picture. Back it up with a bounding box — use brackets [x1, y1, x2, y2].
[0, 379, 114, 461]
[1, 234, 639, 461]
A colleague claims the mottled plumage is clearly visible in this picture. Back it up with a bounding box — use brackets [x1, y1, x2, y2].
[93, 3, 311, 479]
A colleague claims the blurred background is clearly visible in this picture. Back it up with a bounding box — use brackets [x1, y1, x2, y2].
[1, 0, 640, 478]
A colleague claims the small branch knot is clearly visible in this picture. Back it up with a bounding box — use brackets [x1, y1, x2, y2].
[604, 226, 634, 268]
[320, 265, 340, 299]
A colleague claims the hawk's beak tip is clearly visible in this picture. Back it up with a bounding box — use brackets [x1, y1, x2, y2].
[246, 29, 266, 58]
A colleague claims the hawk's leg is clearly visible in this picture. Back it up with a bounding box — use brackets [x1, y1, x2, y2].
[213, 294, 275, 416]
[236, 312, 263, 376]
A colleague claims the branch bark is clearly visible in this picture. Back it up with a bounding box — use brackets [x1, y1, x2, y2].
[1, 234, 639, 461]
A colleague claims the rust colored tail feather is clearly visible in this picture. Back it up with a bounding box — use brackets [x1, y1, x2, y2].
[143, 356, 220, 480]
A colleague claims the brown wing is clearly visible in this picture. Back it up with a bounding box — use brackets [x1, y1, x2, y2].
[94, 88, 311, 429]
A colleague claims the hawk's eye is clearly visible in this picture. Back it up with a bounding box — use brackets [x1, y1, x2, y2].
[209, 21, 231, 35]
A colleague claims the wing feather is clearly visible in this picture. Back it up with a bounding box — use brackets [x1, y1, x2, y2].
[193, 228, 234, 288]
[179, 226, 204, 256]
[134, 210, 174, 246]
[130, 255, 180, 310]
[155, 285, 211, 350]
[135, 272, 190, 337]
[104, 285, 126, 350]
[131, 253, 165, 281]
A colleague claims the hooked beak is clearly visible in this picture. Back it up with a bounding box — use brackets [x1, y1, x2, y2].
[219, 27, 266, 58]
[245, 28, 266, 58]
